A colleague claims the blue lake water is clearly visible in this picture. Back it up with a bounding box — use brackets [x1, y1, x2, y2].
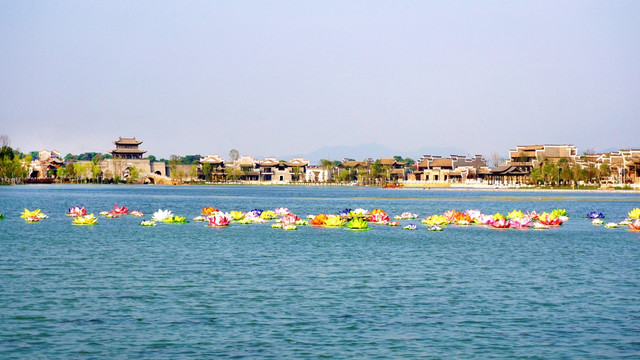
[1, 185, 639, 359]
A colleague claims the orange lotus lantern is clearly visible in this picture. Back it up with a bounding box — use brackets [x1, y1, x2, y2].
[311, 214, 328, 226]
[202, 206, 219, 216]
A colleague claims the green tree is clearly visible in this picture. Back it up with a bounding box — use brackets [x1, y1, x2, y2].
[337, 169, 350, 183]
[168, 155, 180, 178]
[599, 163, 610, 181]
[202, 162, 213, 182]
[530, 168, 543, 185]
[189, 165, 198, 181]
[127, 166, 139, 183]
[65, 163, 76, 181]
[292, 166, 301, 182]
[91, 163, 102, 181]
[542, 162, 558, 185]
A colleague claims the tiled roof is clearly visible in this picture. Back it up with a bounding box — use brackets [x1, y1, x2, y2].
[430, 158, 453, 168]
[114, 137, 142, 145]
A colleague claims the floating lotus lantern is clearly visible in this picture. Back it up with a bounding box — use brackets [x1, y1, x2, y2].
[533, 223, 549, 230]
[130, 210, 144, 217]
[72, 214, 98, 226]
[282, 224, 297, 231]
[271, 223, 282, 228]
[112, 205, 129, 215]
[394, 212, 418, 220]
[99, 211, 109, 216]
[275, 207, 290, 216]
[509, 217, 532, 228]
[140, 220, 156, 226]
[428, 225, 443, 231]
[152, 209, 173, 222]
[527, 211, 540, 220]
[25, 216, 40, 223]
[604, 222, 619, 229]
[280, 213, 301, 225]
[0, 213, 4, 219]
[403, 224, 417, 230]
[338, 208, 353, 217]
[67, 206, 87, 217]
[507, 210, 524, 220]
[370, 211, 390, 224]
[21, 208, 47, 219]
[538, 212, 563, 226]
[311, 214, 328, 226]
[591, 219, 604, 225]
[551, 209, 569, 222]
[443, 209, 463, 223]
[586, 212, 605, 219]
[164, 215, 188, 224]
[229, 211, 245, 221]
[260, 210, 277, 220]
[349, 208, 368, 217]
[105, 211, 120, 218]
[628, 219, 640, 231]
[628, 208, 640, 220]
[477, 214, 495, 225]
[193, 216, 207, 222]
[207, 213, 230, 227]
[201, 207, 218, 216]
[249, 209, 263, 216]
[422, 215, 449, 227]
[465, 209, 483, 223]
[619, 219, 632, 226]
[491, 218, 511, 229]
[345, 217, 369, 231]
[244, 211, 266, 223]
[295, 219, 308, 226]
[388, 221, 399, 226]
[323, 215, 344, 227]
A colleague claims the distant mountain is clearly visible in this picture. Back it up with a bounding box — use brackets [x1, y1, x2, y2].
[280, 143, 469, 164]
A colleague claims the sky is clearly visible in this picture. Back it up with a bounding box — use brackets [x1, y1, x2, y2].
[1, 0, 639, 160]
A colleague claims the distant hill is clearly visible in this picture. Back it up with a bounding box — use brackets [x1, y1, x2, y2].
[280, 143, 469, 164]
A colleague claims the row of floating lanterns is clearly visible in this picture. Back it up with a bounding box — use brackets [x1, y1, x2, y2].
[6, 206, 640, 231]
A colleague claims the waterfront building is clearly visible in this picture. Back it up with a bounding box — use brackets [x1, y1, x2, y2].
[379, 158, 406, 181]
[410, 155, 489, 183]
[305, 165, 332, 182]
[507, 144, 579, 173]
[199, 154, 226, 182]
[29, 149, 63, 178]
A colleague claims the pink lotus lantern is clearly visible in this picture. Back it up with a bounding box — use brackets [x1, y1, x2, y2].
[370, 212, 390, 224]
[67, 206, 87, 217]
[113, 205, 129, 215]
[527, 211, 540, 220]
[628, 219, 640, 231]
[508, 217, 532, 228]
[280, 213, 300, 225]
[208, 213, 231, 227]
[478, 214, 495, 225]
[275, 207, 291, 216]
[491, 218, 511, 229]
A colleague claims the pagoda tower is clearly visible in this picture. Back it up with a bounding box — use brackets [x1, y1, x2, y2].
[109, 137, 147, 159]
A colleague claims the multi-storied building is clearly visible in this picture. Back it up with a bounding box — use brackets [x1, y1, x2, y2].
[507, 144, 579, 173]
[410, 155, 489, 182]
[109, 137, 147, 159]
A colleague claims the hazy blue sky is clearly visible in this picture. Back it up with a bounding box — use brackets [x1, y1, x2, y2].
[1, 1, 639, 159]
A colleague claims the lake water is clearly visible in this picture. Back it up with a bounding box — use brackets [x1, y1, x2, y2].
[1, 185, 639, 359]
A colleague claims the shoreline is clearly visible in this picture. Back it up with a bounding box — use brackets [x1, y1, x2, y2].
[9, 182, 640, 194]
